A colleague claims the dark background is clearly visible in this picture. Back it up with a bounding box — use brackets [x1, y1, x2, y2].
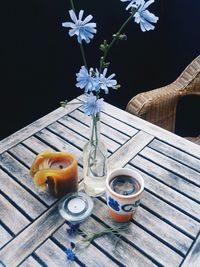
[1, 0, 200, 140]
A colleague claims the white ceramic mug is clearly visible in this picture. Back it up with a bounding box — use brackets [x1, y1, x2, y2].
[106, 168, 144, 222]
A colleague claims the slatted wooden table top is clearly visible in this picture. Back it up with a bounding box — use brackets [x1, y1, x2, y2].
[0, 95, 200, 267]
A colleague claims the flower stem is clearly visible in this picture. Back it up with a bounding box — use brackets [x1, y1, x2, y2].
[80, 43, 88, 68]
[70, 0, 88, 68]
[70, 0, 75, 12]
[100, 8, 137, 71]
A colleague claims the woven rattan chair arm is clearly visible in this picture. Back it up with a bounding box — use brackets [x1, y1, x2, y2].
[126, 83, 180, 132]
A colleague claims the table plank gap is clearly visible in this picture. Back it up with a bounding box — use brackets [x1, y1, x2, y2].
[99, 195, 192, 257]
[0, 153, 55, 206]
[9, 143, 38, 168]
[0, 203, 64, 267]
[138, 174, 200, 223]
[53, 221, 155, 267]
[78, 95, 200, 159]
[57, 116, 122, 152]
[149, 139, 200, 172]
[74, 105, 138, 137]
[90, 197, 183, 267]
[19, 256, 43, 267]
[0, 169, 46, 220]
[60, 112, 130, 145]
[142, 194, 199, 239]
[34, 239, 80, 267]
[0, 99, 82, 154]
[82, 217, 158, 267]
[140, 147, 200, 187]
[0, 224, 13, 250]
[23, 136, 55, 154]
[35, 129, 84, 165]
[107, 131, 154, 171]
[0, 194, 30, 236]
[131, 154, 200, 203]
[181, 232, 200, 267]
[48, 120, 119, 153]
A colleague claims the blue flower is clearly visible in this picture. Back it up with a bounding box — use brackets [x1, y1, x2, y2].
[62, 10, 97, 43]
[120, 0, 143, 10]
[97, 68, 117, 94]
[76, 66, 99, 93]
[66, 223, 80, 236]
[134, 0, 159, 32]
[83, 94, 104, 116]
[65, 248, 75, 261]
[108, 197, 120, 211]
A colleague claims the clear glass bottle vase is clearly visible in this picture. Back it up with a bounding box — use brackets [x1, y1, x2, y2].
[83, 112, 107, 197]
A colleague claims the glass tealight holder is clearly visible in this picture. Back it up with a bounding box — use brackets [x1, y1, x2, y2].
[58, 192, 94, 224]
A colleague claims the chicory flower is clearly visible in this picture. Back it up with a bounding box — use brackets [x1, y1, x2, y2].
[62, 10, 97, 43]
[65, 248, 75, 261]
[134, 0, 159, 32]
[83, 94, 104, 116]
[120, 0, 143, 10]
[97, 68, 117, 94]
[76, 66, 98, 93]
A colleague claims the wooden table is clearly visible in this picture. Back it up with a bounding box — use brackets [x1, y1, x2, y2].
[0, 95, 200, 267]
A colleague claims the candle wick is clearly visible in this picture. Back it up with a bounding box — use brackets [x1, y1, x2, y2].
[59, 165, 63, 169]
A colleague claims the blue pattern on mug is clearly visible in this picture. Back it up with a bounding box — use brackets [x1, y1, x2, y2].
[108, 197, 120, 211]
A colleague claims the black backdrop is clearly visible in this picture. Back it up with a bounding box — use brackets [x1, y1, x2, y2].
[1, 0, 200, 140]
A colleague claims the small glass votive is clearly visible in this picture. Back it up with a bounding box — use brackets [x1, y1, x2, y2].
[58, 192, 94, 224]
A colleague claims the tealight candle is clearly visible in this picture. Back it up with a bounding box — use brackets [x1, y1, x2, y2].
[67, 197, 86, 215]
[58, 192, 94, 224]
[30, 151, 78, 198]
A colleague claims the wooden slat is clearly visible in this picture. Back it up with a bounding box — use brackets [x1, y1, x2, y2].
[9, 144, 36, 167]
[76, 106, 138, 137]
[133, 206, 193, 255]
[53, 219, 156, 267]
[107, 131, 154, 171]
[68, 108, 134, 142]
[77, 95, 200, 159]
[131, 155, 200, 202]
[127, 165, 200, 236]
[0, 194, 30, 235]
[91, 198, 183, 267]
[0, 203, 64, 267]
[35, 129, 83, 164]
[101, 192, 193, 256]
[19, 256, 42, 267]
[56, 117, 121, 153]
[0, 225, 12, 249]
[182, 233, 200, 267]
[34, 239, 79, 267]
[59, 110, 129, 144]
[100, 111, 138, 137]
[82, 218, 156, 267]
[144, 191, 199, 238]
[149, 139, 200, 172]
[0, 98, 81, 154]
[140, 147, 200, 186]
[48, 121, 88, 150]
[48, 120, 119, 153]
[0, 153, 55, 206]
[0, 169, 46, 219]
[53, 225, 119, 267]
[23, 136, 54, 153]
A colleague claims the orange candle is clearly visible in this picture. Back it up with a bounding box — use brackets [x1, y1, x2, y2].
[30, 151, 78, 198]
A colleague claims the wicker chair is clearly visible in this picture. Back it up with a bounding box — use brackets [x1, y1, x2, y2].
[126, 55, 200, 145]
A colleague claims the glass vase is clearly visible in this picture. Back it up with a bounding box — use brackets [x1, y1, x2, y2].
[83, 112, 107, 197]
